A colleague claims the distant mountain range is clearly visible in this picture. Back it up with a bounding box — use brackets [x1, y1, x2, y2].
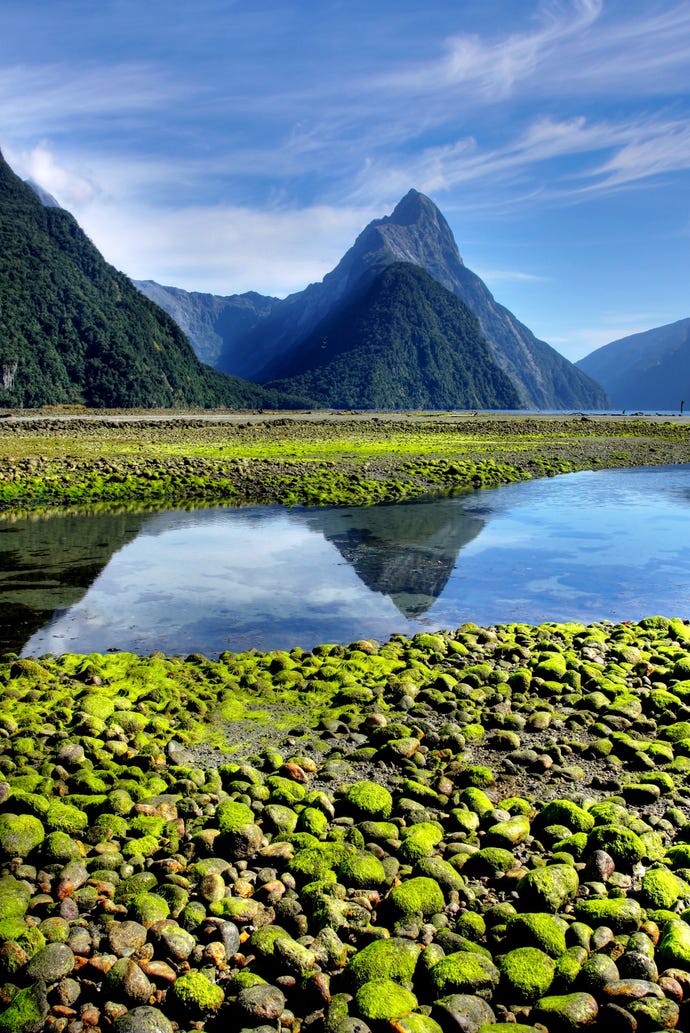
[0, 150, 304, 409]
[576, 318, 690, 411]
[138, 189, 608, 411]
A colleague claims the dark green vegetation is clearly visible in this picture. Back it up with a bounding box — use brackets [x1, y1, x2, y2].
[0, 152, 303, 410]
[1, 411, 690, 513]
[577, 317, 690, 411]
[262, 264, 521, 410]
[2, 619, 690, 1030]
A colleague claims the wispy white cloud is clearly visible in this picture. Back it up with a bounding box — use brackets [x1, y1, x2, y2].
[75, 198, 377, 297]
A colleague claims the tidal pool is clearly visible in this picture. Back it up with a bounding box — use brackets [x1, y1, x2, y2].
[3, 463, 690, 657]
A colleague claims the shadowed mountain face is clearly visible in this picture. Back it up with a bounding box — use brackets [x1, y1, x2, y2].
[301, 496, 486, 617]
[0, 510, 148, 654]
[134, 281, 277, 368]
[262, 263, 522, 410]
[576, 317, 690, 410]
[211, 189, 608, 410]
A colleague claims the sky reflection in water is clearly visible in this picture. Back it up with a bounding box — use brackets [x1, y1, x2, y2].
[4, 464, 690, 657]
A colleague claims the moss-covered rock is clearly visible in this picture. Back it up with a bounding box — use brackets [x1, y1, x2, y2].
[517, 864, 579, 913]
[170, 971, 224, 1018]
[346, 937, 422, 988]
[345, 780, 393, 819]
[499, 946, 556, 1002]
[429, 951, 500, 998]
[355, 978, 417, 1021]
[388, 877, 445, 919]
[0, 813, 45, 858]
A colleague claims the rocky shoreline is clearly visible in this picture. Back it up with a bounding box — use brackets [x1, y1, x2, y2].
[2, 618, 690, 1031]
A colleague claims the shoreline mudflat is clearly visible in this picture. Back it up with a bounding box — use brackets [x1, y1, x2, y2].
[1, 410, 690, 513]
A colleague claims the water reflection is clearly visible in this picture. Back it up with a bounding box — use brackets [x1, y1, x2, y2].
[2, 464, 690, 658]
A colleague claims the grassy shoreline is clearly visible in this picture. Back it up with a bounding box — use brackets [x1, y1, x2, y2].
[1, 410, 690, 513]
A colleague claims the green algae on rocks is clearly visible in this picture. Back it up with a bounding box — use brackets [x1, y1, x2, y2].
[1, 617, 690, 1029]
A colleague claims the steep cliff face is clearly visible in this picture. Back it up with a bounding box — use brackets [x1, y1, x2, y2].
[215, 189, 609, 410]
[134, 281, 277, 368]
[577, 318, 690, 410]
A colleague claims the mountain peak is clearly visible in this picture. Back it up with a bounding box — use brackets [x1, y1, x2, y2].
[387, 188, 434, 226]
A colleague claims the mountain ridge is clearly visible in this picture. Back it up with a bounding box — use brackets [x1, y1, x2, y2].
[576, 318, 690, 410]
[262, 262, 522, 410]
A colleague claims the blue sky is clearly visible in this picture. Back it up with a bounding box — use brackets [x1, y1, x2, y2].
[1, 0, 689, 361]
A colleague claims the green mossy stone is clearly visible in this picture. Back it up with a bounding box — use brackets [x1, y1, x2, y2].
[534, 654, 568, 680]
[505, 913, 568, 958]
[415, 856, 466, 894]
[574, 897, 644, 933]
[297, 806, 329, 837]
[0, 877, 31, 923]
[266, 775, 306, 805]
[388, 876, 445, 919]
[40, 831, 82, 863]
[517, 864, 579, 913]
[0, 813, 45, 858]
[430, 951, 500, 997]
[586, 824, 646, 867]
[216, 800, 255, 833]
[0, 981, 48, 1033]
[499, 946, 556, 1003]
[337, 850, 387, 888]
[170, 970, 224, 1017]
[345, 780, 393, 819]
[640, 867, 689, 909]
[459, 787, 494, 816]
[354, 978, 417, 1022]
[657, 918, 690, 967]
[129, 892, 170, 928]
[122, 834, 161, 860]
[531, 991, 598, 1032]
[535, 799, 594, 834]
[465, 848, 517, 876]
[44, 800, 88, 835]
[399, 821, 444, 862]
[264, 804, 299, 835]
[485, 816, 531, 847]
[358, 820, 399, 843]
[346, 936, 422, 988]
[554, 946, 587, 990]
[289, 844, 346, 883]
[454, 910, 486, 940]
[477, 1026, 539, 1033]
[392, 1014, 445, 1033]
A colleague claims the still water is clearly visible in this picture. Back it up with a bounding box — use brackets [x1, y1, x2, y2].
[2, 464, 690, 657]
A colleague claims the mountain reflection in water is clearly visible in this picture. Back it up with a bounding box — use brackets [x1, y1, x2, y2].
[4, 495, 484, 656]
[302, 501, 484, 617]
[5, 464, 690, 657]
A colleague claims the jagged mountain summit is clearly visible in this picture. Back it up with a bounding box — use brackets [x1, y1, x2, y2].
[0, 150, 304, 409]
[201, 189, 607, 410]
[576, 317, 690, 411]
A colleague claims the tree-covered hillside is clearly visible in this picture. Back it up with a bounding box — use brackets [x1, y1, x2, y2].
[264, 263, 522, 410]
[0, 151, 297, 409]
